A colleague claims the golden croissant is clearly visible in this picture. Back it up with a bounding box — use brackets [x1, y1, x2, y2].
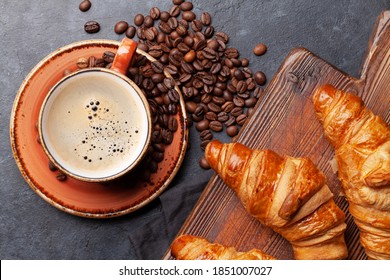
[313, 84, 390, 259]
[205, 140, 348, 260]
[171, 235, 276, 260]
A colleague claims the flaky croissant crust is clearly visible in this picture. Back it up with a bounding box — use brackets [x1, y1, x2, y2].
[313, 84, 390, 259]
[171, 235, 276, 260]
[205, 140, 348, 260]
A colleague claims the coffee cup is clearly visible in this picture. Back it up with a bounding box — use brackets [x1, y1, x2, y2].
[38, 38, 152, 182]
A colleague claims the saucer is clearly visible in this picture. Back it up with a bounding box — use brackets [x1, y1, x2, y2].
[10, 39, 188, 218]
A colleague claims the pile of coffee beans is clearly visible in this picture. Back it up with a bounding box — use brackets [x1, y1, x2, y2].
[79, 0, 268, 171]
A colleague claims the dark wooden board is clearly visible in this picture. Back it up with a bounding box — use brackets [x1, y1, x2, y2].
[164, 11, 390, 260]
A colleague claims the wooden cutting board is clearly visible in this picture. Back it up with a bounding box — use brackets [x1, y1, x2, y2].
[164, 11, 390, 260]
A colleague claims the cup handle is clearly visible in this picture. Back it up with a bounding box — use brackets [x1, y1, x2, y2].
[111, 38, 138, 75]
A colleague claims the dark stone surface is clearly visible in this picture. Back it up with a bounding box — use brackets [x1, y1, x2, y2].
[1, 0, 389, 259]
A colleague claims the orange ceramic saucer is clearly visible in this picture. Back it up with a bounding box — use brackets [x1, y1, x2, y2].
[10, 39, 188, 218]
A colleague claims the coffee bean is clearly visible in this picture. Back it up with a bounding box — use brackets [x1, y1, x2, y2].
[215, 31, 229, 43]
[200, 12, 211, 26]
[222, 90, 233, 101]
[225, 48, 239, 59]
[179, 73, 191, 83]
[182, 11, 196, 21]
[152, 151, 165, 162]
[220, 101, 233, 113]
[200, 139, 210, 151]
[217, 111, 229, 122]
[254, 71, 267, 85]
[196, 119, 209, 131]
[125, 26, 136, 38]
[191, 19, 203, 32]
[253, 87, 264, 98]
[95, 58, 105, 67]
[151, 73, 165, 84]
[79, 0, 91, 12]
[151, 61, 164, 73]
[200, 129, 213, 141]
[185, 101, 197, 113]
[77, 57, 88, 68]
[114, 21, 128, 34]
[103, 51, 115, 63]
[236, 80, 248, 94]
[168, 89, 180, 103]
[231, 107, 243, 117]
[207, 102, 221, 113]
[168, 116, 178, 132]
[134, 14, 144, 26]
[144, 28, 155, 41]
[180, 1, 193, 11]
[149, 45, 163, 58]
[233, 96, 245, 107]
[203, 26, 214, 38]
[245, 97, 257, 108]
[160, 11, 170, 22]
[168, 103, 178, 114]
[254, 43, 267, 56]
[209, 120, 223, 132]
[204, 111, 217, 121]
[194, 104, 205, 117]
[88, 56, 96, 67]
[225, 116, 236, 126]
[236, 114, 248, 126]
[182, 50, 195, 63]
[173, 0, 184, 4]
[248, 107, 255, 116]
[234, 69, 245, 80]
[148, 160, 158, 173]
[150, 7, 161, 19]
[48, 161, 58, 172]
[152, 129, 163, 143]
[84, 21, 100, 33]
[56, 173, 67, 182]
[165, 64, 179, 76]
[169, 5, 181, 17]
[161, 129, 173, 144]
[199, 157, 210, 169]
[241, 58, 249, 67]
[226, 125, 239, 137]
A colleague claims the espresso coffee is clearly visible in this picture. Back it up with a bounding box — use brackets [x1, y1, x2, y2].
[40, 69, 151, 181]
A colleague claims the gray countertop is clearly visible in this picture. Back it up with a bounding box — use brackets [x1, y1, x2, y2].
[1, 0, 389, 259]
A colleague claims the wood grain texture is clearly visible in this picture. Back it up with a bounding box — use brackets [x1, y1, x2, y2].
[164, 11, 390, 260]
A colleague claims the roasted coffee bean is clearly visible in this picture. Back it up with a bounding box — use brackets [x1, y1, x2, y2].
[207, 102, 221, 113]
[205, 111, 217, 121]
[48, 161, 58, 172]
[212, 96, 225, 106]
[144, 28, 155, 41]
[88, 56, 96, 67]
[191, 19, 203, 32]
[236, 114, 248, 126]
[148, 160, 158, 173]
[234, 69, 245, 80]
[105, 63, 112, 69]
[253, 43, 267, 56]
[248, 107, 255, 116]
[151, 73, 165, 84]
[95, 58, 105, 67]
[253, 87, 264, 98]
[254, 71, 267, 85]
[231, 107, 243, 117]
[138, 43, 149, 52]
[164, 77, 175, 89]
[202, 74, 215, 85]
[242, 67, 252, 78]
[225, 48, 239, 59]
[165, 64, 179, 76]
[137, 26, 146, 39]
[160, 11, 170, 22]
[196, 119, 209, 131]
[241, 58, 249, 67]
[246, 78, 256, 91]
[184, 36, 194, 47]
[162, 129, 173, 144]
[225, 116, 236, 126]
[245, 97, 257, 108]
[217, 111, 229, 122]
[114, 21, 128, 34]
[169, 5, 181, 17]
[148, 45, 163, 58]
[56, 173, 67, 182]
[159, 114, 169, 128]
[222, 90, 233, 101]
[185, 101, 197, 113]
[182, 87, 194, 99]
[168, 17, 178, 30]
[200, 12, 211, 25]
[200, 94, 212, 104]
[173, 0, 184, 4]
[226, 125, 239, 137]
[180, 1, 193, 11]
[151, 61, 164, 74]
[238, 91, 250, 99]
[178, 18, 189, 28]
[184, 50, 196, 62]
[150, 7, 161, 19]
[199, 157, 210, 169]
[194, 105, 205, 117]
[103, 51, 115, 63]
[203, 26, 214, 38]
[168, 103, 178, 114]
[77, 57, 88, 68]
[152, 129, 163, 143]
[134, 14, 144, 26]
[215, 31, 229, 43]
[209, 120, 223, 132]
[177, 42, 190, 53]
[221, 101, 234, 112]
[79, 0, 91, 12]
[159, 21, 172, 34]
[210, 63, 221, 74]
[168, 116, 178, 132]
[182, 11, 196, 21]
[152, 151, 165, 162]
[176, 25, 187, 37]
[144, 16, 154, 28]
[84, 21, 100, 33]
[200, 129, 213, 141]
[168, 89, 180, 103]
[157, 82, 168, 93]
[125, 25, 136, 38]
[156, 32, 166, 44]
[179, 73, 192, 83]
[193, 38, 207, 50]
[191, 113, 203, 122]
[200, 139, 210, 151]
[202, 47, 217, 60]
[236, 80, 248, 94]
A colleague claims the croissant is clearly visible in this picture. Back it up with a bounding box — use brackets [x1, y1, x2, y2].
[205, 140, 348, 260]
[171, 235, 276, 260]
[312, 84, 390, 259]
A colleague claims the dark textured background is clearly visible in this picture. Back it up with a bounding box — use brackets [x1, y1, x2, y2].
[1, 0, 389, 259]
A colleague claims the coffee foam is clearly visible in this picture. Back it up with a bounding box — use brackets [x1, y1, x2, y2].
[41, 70, 150, 180]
